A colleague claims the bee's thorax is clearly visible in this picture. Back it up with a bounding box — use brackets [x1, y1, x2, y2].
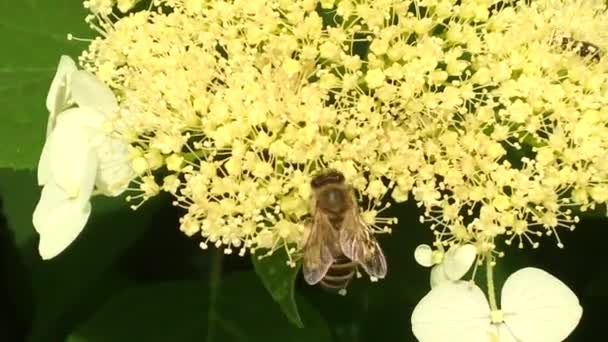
[317, 187, 349, 214]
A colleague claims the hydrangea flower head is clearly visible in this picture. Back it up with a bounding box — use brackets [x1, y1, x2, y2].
[75, 0, 608, 268]
[79, 0, 407, 261]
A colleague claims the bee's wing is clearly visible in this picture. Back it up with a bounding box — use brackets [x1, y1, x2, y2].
[339, 208, 387, 279]
[302, 212, 335, 285]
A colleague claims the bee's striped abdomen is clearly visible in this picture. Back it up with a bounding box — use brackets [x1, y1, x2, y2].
[319, 255, 357, 295]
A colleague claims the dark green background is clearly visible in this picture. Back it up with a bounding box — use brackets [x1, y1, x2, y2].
[1, 168, 606, 341]
[1, 1, 606, 341]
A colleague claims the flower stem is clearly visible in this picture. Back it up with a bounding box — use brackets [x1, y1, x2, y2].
[486, 256, 499, 312]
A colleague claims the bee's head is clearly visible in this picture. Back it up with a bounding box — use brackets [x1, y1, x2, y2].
[311, 170, 350, 213]
[311, 169, 345, 188]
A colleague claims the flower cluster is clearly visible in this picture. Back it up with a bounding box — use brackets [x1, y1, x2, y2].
[79, 0, 407, 261]
[396, 0, 608, 257]
[77, 0, 608, 263]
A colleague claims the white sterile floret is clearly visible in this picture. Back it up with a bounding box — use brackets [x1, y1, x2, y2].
[411, 267, 583, 342]
[34, 108, 99, 259]
[415, 244, 477, 288]
[70, 70, 133, 195]
[45, 55, 77, 136]
[95, 136, 132, 196]
[33, 176, 94, 260]
[414, 244, 435, 267]
[33, 56, 133, 259]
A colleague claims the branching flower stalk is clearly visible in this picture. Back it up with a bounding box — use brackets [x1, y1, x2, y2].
[485, 256, 498, 314]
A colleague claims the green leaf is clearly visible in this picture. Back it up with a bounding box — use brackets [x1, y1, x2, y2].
[214, 273, 329, 341]
[252, 248, 304, 328]
[0, 0, 91, 169]
[68, 272, 331, 342]
[586, 270, 608, 297]
[67, 282, 208, 342]
[0, 169, 41, 246]
[0, 197, 32, 341]
[24, 194, 169, 342]
[0, 168, 169, 341]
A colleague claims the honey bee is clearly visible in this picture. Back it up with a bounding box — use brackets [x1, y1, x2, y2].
[302, 170, 387, 295]
[559, 37, 601, 62]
